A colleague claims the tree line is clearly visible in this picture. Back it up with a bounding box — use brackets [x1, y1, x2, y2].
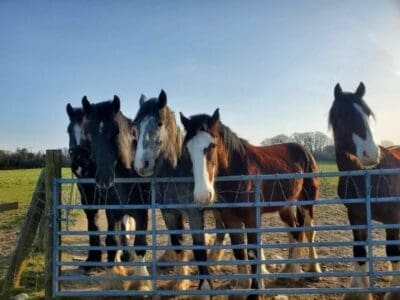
[261, 131, 335, 161]
[0, 135, 395, 169]
[0, 148, 70, 169]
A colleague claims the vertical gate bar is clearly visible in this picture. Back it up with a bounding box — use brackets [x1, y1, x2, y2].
[365, 172, 374, 289]
[151, 180, 157, 294]
[52, 179, 60, 295]
[255, 177, 263, 287]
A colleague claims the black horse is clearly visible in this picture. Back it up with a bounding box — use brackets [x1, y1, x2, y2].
[66, 102, 135, 271]
[81, 95, 151, 291]
[66, 103, 101, 271]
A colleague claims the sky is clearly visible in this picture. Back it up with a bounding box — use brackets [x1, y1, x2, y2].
[1, 1, 400, 151]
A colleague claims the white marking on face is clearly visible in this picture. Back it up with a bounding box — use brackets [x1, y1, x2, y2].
[134, 117, 151, 172]
[73, 124, 82, 146]
[352, 104, 380, 166]
[187, 131, 215, 206]
[99, 121, 104, 134]
[75, 166, 82, 177]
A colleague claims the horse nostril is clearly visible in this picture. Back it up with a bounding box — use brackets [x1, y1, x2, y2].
[363, 151, 369, 158]
[144, 160, 150, 169]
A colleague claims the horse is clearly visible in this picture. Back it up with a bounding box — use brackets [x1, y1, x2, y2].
[66, 103, 102, 271]
[180, 108, 321, 299]
[66, 102, 137, 270]
[81, 96, 151, 291]
[329, 82, 400, 300]
[133, 90, 226, 292]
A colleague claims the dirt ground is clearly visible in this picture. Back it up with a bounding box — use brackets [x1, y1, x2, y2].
[57, 203, 392, 300]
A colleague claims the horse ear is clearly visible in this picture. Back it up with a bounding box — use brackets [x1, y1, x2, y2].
[82, 96, 92, 114]
[158, 89, 167, 109]
[334, 83, 343, 99]
[179, 112, 190, 131]
[355, 82, 365, 98]
[139, 94, 147, 106]
[113, 95, 121, 113]
[210, 108, 220, 126]
[66, 103, 74, 120]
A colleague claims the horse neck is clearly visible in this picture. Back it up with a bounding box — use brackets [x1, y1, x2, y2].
[216, 126, 248, 176]
[115, 112, 134, 171]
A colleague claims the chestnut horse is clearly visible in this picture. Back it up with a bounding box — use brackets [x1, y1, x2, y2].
[329, 82, 400, 300]
[180, 109, 321, 298]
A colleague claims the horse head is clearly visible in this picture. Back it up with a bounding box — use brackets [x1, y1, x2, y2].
[66, 103, 92, 177]
[180, 109, 221, 206]
[133, 90, 181, 177]
[329, 82, 380, 167]
[82, 95, 135, 189]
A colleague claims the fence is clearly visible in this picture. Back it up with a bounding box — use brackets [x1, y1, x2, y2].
[51, 168, 400, 298]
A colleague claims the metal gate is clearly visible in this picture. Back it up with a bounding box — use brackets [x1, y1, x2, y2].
[52, 169, 400, 298]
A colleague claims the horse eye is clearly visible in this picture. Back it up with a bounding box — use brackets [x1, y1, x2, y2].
[200, 126, 206, 132]
[209, 142, 216, 149]
[157, 122, 163, 128]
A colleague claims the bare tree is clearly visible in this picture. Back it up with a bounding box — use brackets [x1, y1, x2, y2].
[381, 140, 395, 147]
[261, 134, 292, 146]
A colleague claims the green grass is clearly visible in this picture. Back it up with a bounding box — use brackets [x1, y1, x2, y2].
[317, 161, 339, 199]
[0, 168, 71, 299]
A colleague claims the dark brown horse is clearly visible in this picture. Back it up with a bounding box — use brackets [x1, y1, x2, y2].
[180, 109, 321, 299]
[329, 82, 400, 300]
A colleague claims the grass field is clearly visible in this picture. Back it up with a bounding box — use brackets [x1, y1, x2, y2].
[0, 162, 340, 299]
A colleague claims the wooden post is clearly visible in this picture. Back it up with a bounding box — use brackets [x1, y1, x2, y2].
[44, 150, 62, 300]
[1, 169, 45, 297]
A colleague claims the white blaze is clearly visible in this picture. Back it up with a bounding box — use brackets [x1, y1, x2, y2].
[187, 131, 215, 206]
[73, 124, 82, 146]
[134, 117, 151, 172]
[352, 104, 380, 166]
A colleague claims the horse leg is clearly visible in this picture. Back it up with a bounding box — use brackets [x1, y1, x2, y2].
[343, 225, 372, 300]
[105, 209, 120, 263]
[303, 207, 321, 274]
[158, 211, 184, 263]
[242, 216, 266, 300]
[102, 210, 130, 291]
[81, 208, 102, 272]
[162, 209, 192, 291]
[118, 218, 132, 262]
[130, 209, 151, 292]
[208, 209, 226, 266]
[383, 228, 400, 300]
[221, 210, 251, 290]
[188, 209, 213, 294]
[278, 207, 303, 276]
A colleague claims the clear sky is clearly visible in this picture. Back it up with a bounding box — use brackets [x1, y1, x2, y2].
[1, 1, 399, 151]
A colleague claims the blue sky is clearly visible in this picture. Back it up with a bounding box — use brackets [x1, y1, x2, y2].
[1, 1, 399, 151]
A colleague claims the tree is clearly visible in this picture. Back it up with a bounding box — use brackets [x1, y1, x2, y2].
[381, 140, 394, 147]
[261, 134, 292, 146]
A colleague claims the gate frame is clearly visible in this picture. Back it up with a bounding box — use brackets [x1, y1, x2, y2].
[51, 167, 400, 298]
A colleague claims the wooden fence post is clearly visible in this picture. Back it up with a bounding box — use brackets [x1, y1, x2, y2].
[44, 150, 61, 300]
[1, 169, 45, 297]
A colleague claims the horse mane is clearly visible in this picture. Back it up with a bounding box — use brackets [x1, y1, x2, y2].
[218, 123, 249, 158]
[162, 106, 183, 168]
[328, 94, 375, 130]
[115, 112, 134, 169]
